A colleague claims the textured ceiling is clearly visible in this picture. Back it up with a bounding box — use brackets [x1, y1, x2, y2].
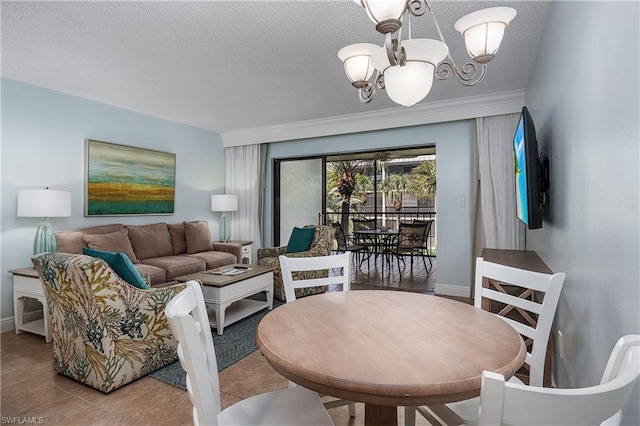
[1, 1, 551, 135]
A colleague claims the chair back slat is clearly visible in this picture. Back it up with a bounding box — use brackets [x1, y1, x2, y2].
[165, 281, 221, 426]
[474, 257, 566, 387]
[279, 252, 351, 303]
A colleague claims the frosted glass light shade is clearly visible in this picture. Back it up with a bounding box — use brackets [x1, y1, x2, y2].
[371, 39, 449, 106]
[357, 0, 407, 25]
[17, 189, 71, 217]
[338, 43, 381, 88]
[210, 194, 238, 212]
[384, 62, 435, 106]
[454, 7, 516, 62]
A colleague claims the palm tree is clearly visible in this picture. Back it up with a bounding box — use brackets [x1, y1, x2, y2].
[327, 160, 375, 231]
[379, 173, 410, 228]
[408, 160, 436, 201]
[380, 173, 410, 211]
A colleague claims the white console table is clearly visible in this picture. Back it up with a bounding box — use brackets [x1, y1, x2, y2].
[10, 267, 52, 343]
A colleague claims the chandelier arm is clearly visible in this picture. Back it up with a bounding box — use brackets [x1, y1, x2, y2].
[385, 33, 406, 66]
[408, 0, 427, 17]
[357, 73, 385, 103]
[436, 60, 488, 86]
[424, 0, 487, 86]
[375, 71, 385, 90]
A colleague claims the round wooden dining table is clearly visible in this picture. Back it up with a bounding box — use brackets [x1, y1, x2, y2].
[256, 290, 526, 426]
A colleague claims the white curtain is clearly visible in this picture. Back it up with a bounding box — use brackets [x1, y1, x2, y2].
[225, 144, 266, 261]
[476, 113, 525, 250]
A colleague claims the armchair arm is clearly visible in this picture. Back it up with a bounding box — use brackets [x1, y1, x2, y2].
[257, 246, 287, 259]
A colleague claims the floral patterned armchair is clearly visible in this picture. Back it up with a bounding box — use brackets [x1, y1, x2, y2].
[32, 252, 186, 393]
[257, 225, 334, 302]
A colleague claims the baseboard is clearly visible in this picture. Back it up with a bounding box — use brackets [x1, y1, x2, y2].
[434, 283, 471, 298]
[1, 311, 43, 334]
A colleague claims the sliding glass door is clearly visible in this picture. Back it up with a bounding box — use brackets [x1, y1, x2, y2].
[273, 157, 324, 245]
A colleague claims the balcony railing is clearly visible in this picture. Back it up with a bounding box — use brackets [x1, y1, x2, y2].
[322, 211, 437, 256]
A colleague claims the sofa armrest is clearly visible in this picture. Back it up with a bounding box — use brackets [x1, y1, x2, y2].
[257, 246, 287, 259]
[212, 242, 242, 263]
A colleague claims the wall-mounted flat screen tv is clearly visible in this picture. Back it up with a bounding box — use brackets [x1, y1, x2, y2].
[513, 106, 548, 230]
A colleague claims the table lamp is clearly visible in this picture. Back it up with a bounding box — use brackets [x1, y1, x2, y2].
[18, 188, 72, 255]
[211, 194, 237, 243]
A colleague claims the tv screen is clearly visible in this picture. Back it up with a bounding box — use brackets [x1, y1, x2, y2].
[513, 106, 544, 229]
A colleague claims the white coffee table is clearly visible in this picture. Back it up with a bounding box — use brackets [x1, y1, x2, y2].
[175, 264, 274, 335]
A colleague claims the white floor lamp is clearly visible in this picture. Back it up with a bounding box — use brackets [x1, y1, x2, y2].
[211, 194, 238, 243]
[18, 188, 72, 255]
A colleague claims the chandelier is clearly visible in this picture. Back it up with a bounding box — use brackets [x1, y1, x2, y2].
[338, 0, 516, 106]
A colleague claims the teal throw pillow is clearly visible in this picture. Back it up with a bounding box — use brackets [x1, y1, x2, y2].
[83, 248, 149, 289]
[285, 227, 316, 253]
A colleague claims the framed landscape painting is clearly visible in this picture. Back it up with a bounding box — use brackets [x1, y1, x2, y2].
[85, 139, 176, 216]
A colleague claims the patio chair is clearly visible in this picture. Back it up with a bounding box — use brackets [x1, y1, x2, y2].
[165, 280, 333, 426]
[405, 257, 566, 426]
[413, 219, 434, 271]
[332, 222, 367, 268]
[352, 218, 378, 263]
[389, 222, 429, 272]
[279, 252, 357, 417]
[476, 334, 640, 426]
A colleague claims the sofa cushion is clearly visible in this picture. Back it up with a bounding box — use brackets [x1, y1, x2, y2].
[285, 227, 316, 253]
[142, 256, 205, 281]
[168, 223, 187, 255]
[126, 223, 173, 260]
[83, 248, 149, 289]
[184, 251, 236, 270]
[56, 224, 125, 254]
[134, 263, 168, 287]
[184, 221, 213, 254]
[83, 229, 139, 263]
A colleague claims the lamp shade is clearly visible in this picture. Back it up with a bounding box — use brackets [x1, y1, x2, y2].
[211, 194, 238, 212]
[372, 39, 448, 106]
[454, 7, 516, 63]
[17, 189, 71, 217]
[356, 0, 407, 26]
[338, 43, 381, 88]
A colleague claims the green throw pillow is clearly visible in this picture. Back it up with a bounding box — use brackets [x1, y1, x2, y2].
[83, 248, 149, 289]
[285, 227, 316, 253]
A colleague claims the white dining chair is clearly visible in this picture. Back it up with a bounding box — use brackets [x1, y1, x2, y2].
[477, 334, 640, 425]
[405, 256, 566, 426]
[165, 280, 333, 426]
[279, 252, 357, 417]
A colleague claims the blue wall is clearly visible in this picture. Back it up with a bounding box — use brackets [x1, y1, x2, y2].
[1, 78, 225, 322]
[265, 120, 476, 296]
[524, 2, 639, 423]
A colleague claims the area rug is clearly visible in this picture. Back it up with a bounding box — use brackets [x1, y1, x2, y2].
[149, 299, 283, 391]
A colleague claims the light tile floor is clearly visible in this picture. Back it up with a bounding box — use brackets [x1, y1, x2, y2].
[1, 332, 437, 425]
[2, 257, 445, 425]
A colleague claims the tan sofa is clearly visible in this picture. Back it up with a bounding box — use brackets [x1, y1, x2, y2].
[55, 221, 240, 287]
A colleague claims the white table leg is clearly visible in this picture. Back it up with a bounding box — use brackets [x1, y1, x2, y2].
[266, 287, 274, 310]
[215, 302, 230, 335]
[13, 292, 25, 335]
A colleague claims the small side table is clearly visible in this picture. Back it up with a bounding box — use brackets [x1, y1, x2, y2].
[10, 267, 52, 343]
[220, 240, 253, 264]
